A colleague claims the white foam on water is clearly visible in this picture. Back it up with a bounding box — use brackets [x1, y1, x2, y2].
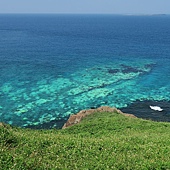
[150, 105, 163, 111]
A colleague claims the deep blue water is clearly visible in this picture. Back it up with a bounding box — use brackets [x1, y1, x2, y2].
[0, 14, 170, 128]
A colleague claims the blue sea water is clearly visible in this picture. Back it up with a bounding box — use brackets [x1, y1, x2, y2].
[0, 14, 170, 128]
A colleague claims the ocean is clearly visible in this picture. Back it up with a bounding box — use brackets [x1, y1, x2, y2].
[0, 14, 170, 128]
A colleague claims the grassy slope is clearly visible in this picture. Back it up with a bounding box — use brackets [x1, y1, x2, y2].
[1, 111, 170, 170]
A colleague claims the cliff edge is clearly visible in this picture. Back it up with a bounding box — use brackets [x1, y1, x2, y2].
[62, 106, 136, 129]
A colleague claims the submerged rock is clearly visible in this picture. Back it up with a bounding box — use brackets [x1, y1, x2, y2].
[108, 69, 120, 74]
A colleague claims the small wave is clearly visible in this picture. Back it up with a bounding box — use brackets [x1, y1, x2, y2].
[150, 105, 163, 111]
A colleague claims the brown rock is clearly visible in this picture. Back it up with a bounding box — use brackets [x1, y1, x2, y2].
[62, 106, 136, 129]
[0, 122, 4, 127]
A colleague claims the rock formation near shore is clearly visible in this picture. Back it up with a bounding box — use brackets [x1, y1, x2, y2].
[62, 106, 136, 129]
[0, 122, 4, 127]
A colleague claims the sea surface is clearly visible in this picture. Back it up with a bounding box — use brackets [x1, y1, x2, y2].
[0, 14, 170, 128]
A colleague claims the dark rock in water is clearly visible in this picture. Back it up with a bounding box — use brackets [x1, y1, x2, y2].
[144, 63, 156, 69]
[120, 64, 141, 74]
[122, 67, 141, 74]
[120, 100, 170, 122]
[108, 69, 120, 74]
[90, 106, 97, 109]
[108, 64, 151, 75]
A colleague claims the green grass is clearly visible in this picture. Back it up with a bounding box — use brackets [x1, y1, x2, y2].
[1, 111, 170, 169]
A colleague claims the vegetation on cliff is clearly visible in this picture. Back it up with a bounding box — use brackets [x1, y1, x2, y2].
[1, 111, 170, 169]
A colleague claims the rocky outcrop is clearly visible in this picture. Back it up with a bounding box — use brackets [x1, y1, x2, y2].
[62, 106, 136, 129]
[0, 122, 8, 128]
[0, 122, 5, 127]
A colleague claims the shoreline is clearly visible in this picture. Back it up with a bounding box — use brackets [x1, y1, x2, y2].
[1, 100, 170, 130]
[26, 99, 170, 129]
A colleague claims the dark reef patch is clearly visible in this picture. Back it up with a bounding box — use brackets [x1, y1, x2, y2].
[144, 63, 156, 69]
[120, 64, 141, 74]
[108, 69, 120, 74]
[120, 100, 170, 122]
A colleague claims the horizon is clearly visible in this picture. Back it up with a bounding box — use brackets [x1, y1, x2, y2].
[0, 13, 169, 15]
[0, 0, 170, 15]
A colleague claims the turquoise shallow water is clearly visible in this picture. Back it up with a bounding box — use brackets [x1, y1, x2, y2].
[0, 14, 170, 128]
